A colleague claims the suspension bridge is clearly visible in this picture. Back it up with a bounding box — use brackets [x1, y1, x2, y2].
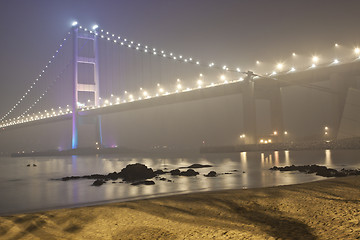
[1, 22, 360, 152]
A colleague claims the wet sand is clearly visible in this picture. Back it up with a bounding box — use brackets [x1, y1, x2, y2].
[0, 176, 359, 239]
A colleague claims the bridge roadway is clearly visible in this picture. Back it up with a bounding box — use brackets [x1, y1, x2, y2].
[1, 60, 360, 132]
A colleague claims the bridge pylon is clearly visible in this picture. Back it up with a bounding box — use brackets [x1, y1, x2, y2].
[72, 26, 102, 149]
[242, 72, 257, 144]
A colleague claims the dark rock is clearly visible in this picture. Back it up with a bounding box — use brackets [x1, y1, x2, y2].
[61, 176, 82, 181]
[180, 169, 199, 176]
[270, 164, 360, 178]
[33, 164, 37, 167]
[170, 169, 181, 176]
[60, 163, 157, 183]
[167, 179, 172, 182]
[170, 168, 199, 176]
[120, 163, 156, 182]
[204, 171, 217, 177]
[154, 169, 167, 175]
[131, 180, 155, 186]
[92, 179, 106, 186]
[159, 178, 167, 181]
[107, 172, 122, 180]
[27, 164, 30, 167]
[181, 164, 212, 169]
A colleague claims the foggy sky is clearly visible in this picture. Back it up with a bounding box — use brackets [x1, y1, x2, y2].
[1, 0, 360, 152]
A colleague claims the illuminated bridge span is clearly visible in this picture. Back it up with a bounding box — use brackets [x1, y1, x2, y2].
[1, 22, 360, 149]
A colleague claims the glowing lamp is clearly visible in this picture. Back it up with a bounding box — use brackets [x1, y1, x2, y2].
[276, 63, 284, 70]
[355, 48, 360, 55]
[312, 56, 319, 63]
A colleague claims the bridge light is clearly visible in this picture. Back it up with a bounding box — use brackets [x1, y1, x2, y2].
[143, 91, 148, 97]
[311, 63, 316, 68]
[72, 21, 78, 27]
[335, 43, 339, 47]
[290, 67, 296, 72]
[236, 68, 241, 72]
[197, 80, 203, 86]
[292, 52, 296, 57]
[220, 75, 226, 81]
[333, 59, 339, 64]
[256, 61, 260, 64]
[276, 63, 284, 70]
[177, 84, 182, 90]
[355, 47, 360, 55]
[92, 24, 99, 30]
[312, 56, 319, 63]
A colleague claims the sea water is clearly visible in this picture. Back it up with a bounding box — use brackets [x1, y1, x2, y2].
[0, 149, 359, 216]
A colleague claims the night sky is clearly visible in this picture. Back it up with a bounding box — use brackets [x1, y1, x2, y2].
[1, 0, 360, 151]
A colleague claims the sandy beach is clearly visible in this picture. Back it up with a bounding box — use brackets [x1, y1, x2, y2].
[0, 176, 359, 240]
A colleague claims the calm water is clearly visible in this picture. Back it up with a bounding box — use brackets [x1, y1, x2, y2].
[0, 149, 360, 216]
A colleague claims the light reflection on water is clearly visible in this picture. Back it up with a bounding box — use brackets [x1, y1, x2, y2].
[0, 149, 359, 215]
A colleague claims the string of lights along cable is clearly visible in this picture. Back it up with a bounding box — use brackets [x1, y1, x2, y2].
[0, 31, 72, 122]
[1, 21, 360, 129]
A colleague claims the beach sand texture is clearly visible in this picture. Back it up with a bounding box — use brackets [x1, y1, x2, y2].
[0, 176, 359, 239]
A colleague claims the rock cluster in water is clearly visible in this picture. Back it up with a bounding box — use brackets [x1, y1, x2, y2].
[62, 163, 156, 186]
[61, 163, 209, 186]
[270, 164, 360, 177]
[180, 164, 213, 169]
[170, 169, 199, 176]
[204, 171, 217, 177]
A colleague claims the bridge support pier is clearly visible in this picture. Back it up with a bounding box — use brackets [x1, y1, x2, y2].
[72, 26, 102, 149]
[243, 74, 285, 144]
[330, 74, 358, 138]
[242, 75, 257, 144]
[269, 84, 284, 143]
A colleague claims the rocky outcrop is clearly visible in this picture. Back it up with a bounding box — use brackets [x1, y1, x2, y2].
[204, 171, 217, 177]
[61, 163, 157, 185]
[270, 165, 360, 177]
[131, 180, 155, 186]
[181, 164, 213, 169]
[92, 179, 106, 186]
[120, 163, 156, 182]
[170, 169, 199, 176]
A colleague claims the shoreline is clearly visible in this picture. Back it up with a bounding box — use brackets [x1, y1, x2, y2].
[1, 176, 359, 239]
[8, 137, 360, 158]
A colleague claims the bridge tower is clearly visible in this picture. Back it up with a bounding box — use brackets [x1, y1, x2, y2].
[72, 26, 102, 149]
[242, 72, 257, 144]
